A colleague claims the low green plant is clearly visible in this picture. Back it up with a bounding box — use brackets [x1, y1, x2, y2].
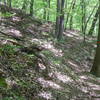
[0, 12, 15, 17]
[0, 44, 17, 56]
[0, 77, 7, 88]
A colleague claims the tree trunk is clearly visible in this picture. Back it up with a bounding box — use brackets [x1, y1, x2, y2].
[65, 0, 74, 30]
[4, 0, 7, 5]
[47, 0, 50, 20]
[55, 0, 65, 40]
[55, 0, 61, 38]
[91, 0, 100, 77]
[88, 7, 99, 36]
[30, 0, 34, 16]
[43, 0, 47, 20]
[69, 0, 76, 30]
[58, 0, 65, 39]
[22, 0, 28, 12]
[84, 3, 98, 33]
[7, 0, 11, 7]
[81, 0, 86, 41]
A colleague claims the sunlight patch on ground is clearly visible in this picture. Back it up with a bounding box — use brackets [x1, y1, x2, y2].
[0, 25, 7, 31]
[68, 60, 79, 68]
[64, 32, 74, 38]
[37, 77, 62, 89]
[80, 86, 89, 93]
[86, 82, 100, 91]
[38, 91, 53, 100]
[64, 30, 83, 40]
[0, 25, 22, 37]
[43, 42, 63, 57]
[54, 72, 73, 83]
[1, 39, 18, 45]
[8, 28, 22, 37]
[65, 30, 80, 36]
[12, 16, 21, 22]
[79, 75, 88, 80]
[77, 75, 100, 95]
[79, 74, 100, 88]
[31, 38, 63, 57]
[31, 38, 41, 44]
[68, 60, 84, 72]
[0, 17, 7, 21]
[38, 62, 46, 70]
[6, 78, 17, 87]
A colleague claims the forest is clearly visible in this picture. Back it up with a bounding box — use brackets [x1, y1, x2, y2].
[0, 0, 100, 100]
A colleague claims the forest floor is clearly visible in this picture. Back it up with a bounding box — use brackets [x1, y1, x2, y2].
[0, 6, 100, 100]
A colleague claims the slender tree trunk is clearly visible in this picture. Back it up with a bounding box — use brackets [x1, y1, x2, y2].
[7, 0, 11, 7]
[65, 0, 74, 30]
[90, 0, 100, 77]
[55, 0, 61, 38]
[43, 0, 47, 20]
[81, 0, 86, 41]
[69, 0, 76, 30]
[4, 0, 7, 5]
[47, 0, 50, 20]
[84, 3, 98, 33]
[88, 7, 99, 36]
[22, 0, 28, 11]
[30, 0, 34, 16]
[58, 0, 65, 39]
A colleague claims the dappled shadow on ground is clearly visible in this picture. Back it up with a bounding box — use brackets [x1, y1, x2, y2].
[0, 9, 100, 100]
[64, 29, 82, 40]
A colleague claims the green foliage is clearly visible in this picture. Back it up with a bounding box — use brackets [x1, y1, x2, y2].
[0, 0, 98, 31]
[0, 78, 7, 88]
[0, 44, 18, 56]
[8, 0, 98, 35]
[0, 12, 15, 17]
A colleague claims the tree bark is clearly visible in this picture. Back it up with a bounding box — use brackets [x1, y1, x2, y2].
[88, 7, 99, 36]
[69, 0, 76, 30]
[84, 3, 98, 33]
[81, 0, 86, 41]
[55, 0, 65, 40]
[65, 0, 74, 30]
[58, 0, 65, 39]
[7, 0, 11, 7]
[22, 0, 28, 12]
[47, 0, 50, 20]
[91, 0, 100, 77]
[30, 0, 34, 16]
[55, 0, 61, 38]
[43, 0, 47, 20]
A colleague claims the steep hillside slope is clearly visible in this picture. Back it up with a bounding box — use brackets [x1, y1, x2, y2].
[0, 4, 100, 100]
